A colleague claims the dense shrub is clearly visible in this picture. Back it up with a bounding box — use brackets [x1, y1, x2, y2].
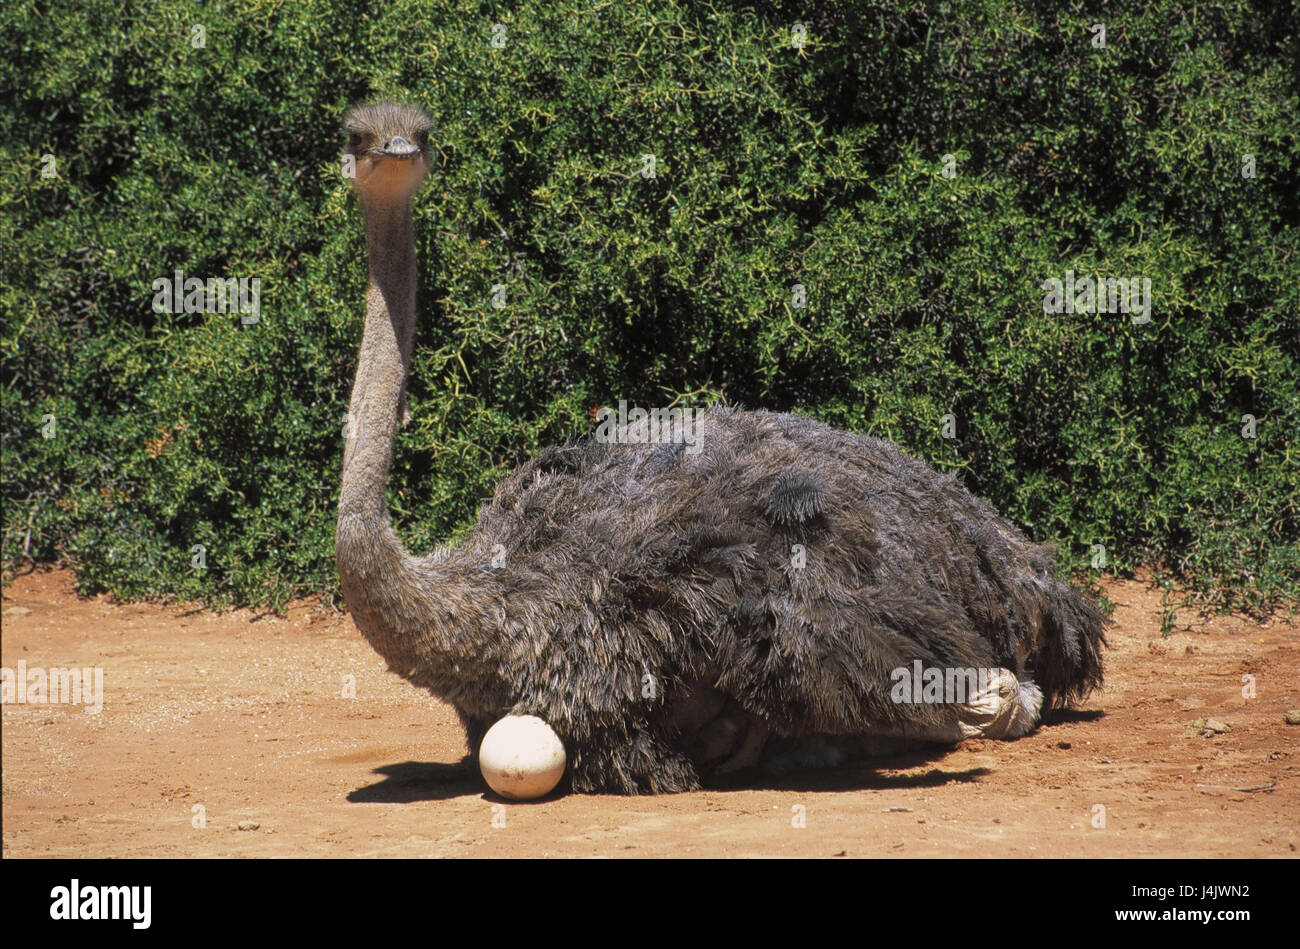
[2, 1, 1296, 612]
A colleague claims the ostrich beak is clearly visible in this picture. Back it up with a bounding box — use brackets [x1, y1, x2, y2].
[372, 136, 420, 161]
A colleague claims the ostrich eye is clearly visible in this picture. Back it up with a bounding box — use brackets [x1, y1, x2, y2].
[347, 132, 364, 153]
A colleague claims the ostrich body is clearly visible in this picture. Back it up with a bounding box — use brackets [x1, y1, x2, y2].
[335, 103, 1105, 794]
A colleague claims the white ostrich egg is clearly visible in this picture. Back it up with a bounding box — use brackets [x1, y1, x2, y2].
[478, 715, 566, 800]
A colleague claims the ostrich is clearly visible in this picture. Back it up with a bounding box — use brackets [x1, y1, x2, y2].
[335, 102, 1105, 794]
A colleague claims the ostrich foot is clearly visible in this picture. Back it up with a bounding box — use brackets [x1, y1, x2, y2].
[880, 668, 1044, 743]
[968, 670, 1042, 739]
[666, 679, 773, 777]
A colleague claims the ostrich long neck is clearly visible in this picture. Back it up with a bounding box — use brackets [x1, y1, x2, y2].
[336, 194, 497, 685]
[339, 197, 414, 518]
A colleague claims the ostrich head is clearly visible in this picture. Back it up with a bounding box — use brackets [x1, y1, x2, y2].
[343, 102, 432, 203]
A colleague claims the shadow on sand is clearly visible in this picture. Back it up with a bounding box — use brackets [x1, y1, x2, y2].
[348, 743, 995, 802]
[347, 760, 481, 803]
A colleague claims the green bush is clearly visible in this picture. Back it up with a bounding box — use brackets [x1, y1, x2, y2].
[2, 0, 1297, 612]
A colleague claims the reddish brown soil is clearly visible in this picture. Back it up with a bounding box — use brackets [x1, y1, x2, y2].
[2, 568, 1296, 858]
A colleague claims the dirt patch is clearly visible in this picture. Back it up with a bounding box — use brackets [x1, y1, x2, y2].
[2, 568, 1296, 857]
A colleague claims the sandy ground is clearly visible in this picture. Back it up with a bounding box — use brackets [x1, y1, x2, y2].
[2, 567, 1296, 858]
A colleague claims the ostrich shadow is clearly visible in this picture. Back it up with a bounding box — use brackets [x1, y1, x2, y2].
[731, 710, 1109, 792]
[1040, 707, 1106, 726]
[702, 744, 991, 793]
[347, 744, 990, 803]
[348, 760, 481, 803]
